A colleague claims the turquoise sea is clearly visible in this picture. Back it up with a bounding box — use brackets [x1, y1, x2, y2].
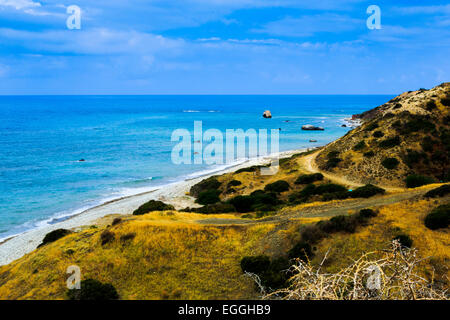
[0, 95, 392, 240]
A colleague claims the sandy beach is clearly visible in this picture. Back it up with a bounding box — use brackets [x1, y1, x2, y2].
[0, 148, 310, 266]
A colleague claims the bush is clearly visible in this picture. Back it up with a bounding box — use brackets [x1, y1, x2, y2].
[350, 184, 385, 198]
[194, 202, 236, 214]
[300, 225, 326, 244]
[424, 184, 450, 198]
[228, 195, 253, 213]
[359, 209, 377, 218]
[404, 150, 427, 167]
[322, 191, 350, 201]
[314, 183, 348, 195]
[294, 173, 324, 185]
[379, 136, 401, 149]
[363, 151, 375, 158]
[100, 230, 115, 245]
[441, 97, 450, 107]
[120, 232, 136, 242]
[421, 137, 434, 153]
[393, 234, 413, 248]
[38, 229, 72, 248]
[373, 130, 384, 138]
[318, 215, 359, 234]
[264, 180, 290, 193]
[405, 174, 434, 188]
[325, 157, 342, 169]
[67, 279, 119, 300]
[196, 189, 221, 205]
[424, 204, 450, 230]
[403, 117, 435, 134]
[240, 255, 271, 274]
[288, 241, 313, 261]
[235, 165, 267, 174]
[426, 100, 437, 111]
[189, 177, 221, 197]
[111, 218, 122, 226]
[365, 122, 379, 131]
[353, 141, 366, 151]
[227, 180, 242, 188]
[381, 157, 400, 170]
[133, 200, 175, 215]
[327, 151, 340, 159]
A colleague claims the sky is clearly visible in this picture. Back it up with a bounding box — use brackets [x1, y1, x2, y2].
[0, 0, 449, 94]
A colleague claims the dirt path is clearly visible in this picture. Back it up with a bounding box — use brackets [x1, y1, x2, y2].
[298, 150, 405, 193]
[197, 186, 429, 226]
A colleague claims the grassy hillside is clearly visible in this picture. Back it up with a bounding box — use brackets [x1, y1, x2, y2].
[0, 86, 449, 300]
[315, 83, 450, 187]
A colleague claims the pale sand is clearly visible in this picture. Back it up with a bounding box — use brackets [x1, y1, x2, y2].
[0, 148, 311, 266]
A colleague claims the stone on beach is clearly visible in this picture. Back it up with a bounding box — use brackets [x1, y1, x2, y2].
[263, 110, 272, 118]
[302, 124, 324, 131]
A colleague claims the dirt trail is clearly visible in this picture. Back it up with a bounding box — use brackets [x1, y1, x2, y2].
[298, 150, 405, 193]
[197, 186, 429, 226]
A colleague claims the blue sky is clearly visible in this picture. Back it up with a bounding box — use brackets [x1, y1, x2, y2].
[0, 0, 449, 94]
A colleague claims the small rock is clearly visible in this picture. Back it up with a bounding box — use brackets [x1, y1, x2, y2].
[302, 125, 324, 131]
[263, 110, 272, 118]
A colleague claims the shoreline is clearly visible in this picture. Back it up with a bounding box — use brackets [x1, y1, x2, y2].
[0, 147, 315, 266]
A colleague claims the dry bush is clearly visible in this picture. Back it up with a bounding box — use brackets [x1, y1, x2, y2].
[248, 241, 448, 300]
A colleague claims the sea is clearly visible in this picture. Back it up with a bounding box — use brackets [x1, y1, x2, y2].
[0, 95, 392, 241]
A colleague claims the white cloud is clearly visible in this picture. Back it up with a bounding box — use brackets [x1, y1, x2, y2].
[0, 0, 41, 10]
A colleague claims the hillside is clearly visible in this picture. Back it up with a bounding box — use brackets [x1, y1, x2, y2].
[0, 86, 449, 300]
[315, 83, 450, 187]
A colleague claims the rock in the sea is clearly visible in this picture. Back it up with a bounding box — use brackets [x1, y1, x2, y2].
[263, 110, 272, 118]
[341, 124, 347, 127]
[309, 139, 317, 142]
[302, 125, 324, 131]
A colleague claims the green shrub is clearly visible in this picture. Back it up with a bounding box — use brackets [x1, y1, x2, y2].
[363, 151, 375, 158]
[373, 130, 384, 138]
[327, 151, 340, 159]
[100, 230, 115, 245]
[196, 189, 221, 205]
[424, 204, 450, 230]
[325, 157, 342, 169]
[227, 180, 242, 188]
[120, 232, 136, 243]
[240, 255, 271, 274]
[322, 191, 350, 201]
[228, 195, 254, 213]
[67, 279, 119, 300]
[314, 183, 347, 195]
[350, 184, 385, 198]
[424, 185, 450, 198]
[405, 174, 434, 188]
[294, 173, 324, 185]
[441, 97, 450, 107]
[299, 225, 326, 244]
[365, 122, 379, 131]
[189, 177, 221, 197]
[381, 157, 400, 170]
[421, 137, 434, 153]
[353, 141, 366, 151]
[426, 100, 437, 111]
[133, 200, 175, 215]
[235, 165, 268, 174]
[196, 202, 236, 214]
[264, 180, 290, 193]
[38, 229, 72, 248]
[359, 209, 377, 218]
[404, 150, 427, 167]
[379, 136, 401, 149]
[288, 241, 313, 261]
[403, 117, 435, 134]
[318, 215, 359, 234]
[393, 234, 413, 248]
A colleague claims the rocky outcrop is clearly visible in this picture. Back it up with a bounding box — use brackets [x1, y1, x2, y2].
[302, 125, 324, 131]
[263, 110, 272, 118]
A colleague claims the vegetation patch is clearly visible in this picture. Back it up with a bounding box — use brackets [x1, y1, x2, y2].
[379, 136, 401, 149]
[424, 184, 450, 198]
[405, 174, 435, 188]
[350, 184, 385, 198]
[196, 190, 221, 205]
[353, 141, 366, 151]
[66, 279, 119, 300]
[373, 130, 384, 138]
[189, 177, 221, 198]
[133, 200, 175, 215]
[228, 191, 281, 213]
[264, 180, 290, 193]
[38, 229, 72, 248]
[294, 173, 323, 185]
[393, 234, 413, 248]
[363, 151, 375, 158]
[424, 204, 450, 230]
[227, 180, 242, 188]
[381, 157, 400, 170]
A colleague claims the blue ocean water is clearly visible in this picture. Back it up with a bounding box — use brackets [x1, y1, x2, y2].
[0, 95, 392, 240]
